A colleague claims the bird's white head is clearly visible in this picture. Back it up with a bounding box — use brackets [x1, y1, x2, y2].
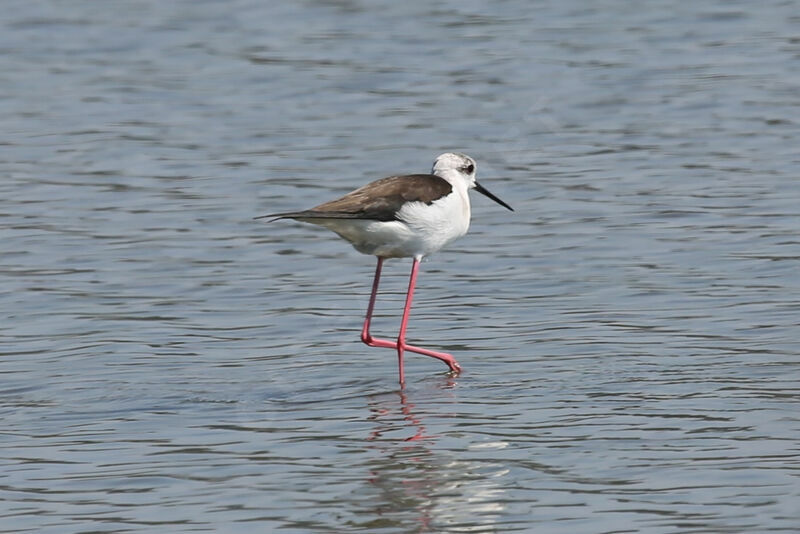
[431, 152, 514, 212]
[432, 152, 477, 188]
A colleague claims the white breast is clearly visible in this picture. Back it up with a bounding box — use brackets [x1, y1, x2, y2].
[395, 186, 471, 257]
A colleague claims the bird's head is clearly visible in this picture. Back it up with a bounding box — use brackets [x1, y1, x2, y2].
[432, 152, 513, 212]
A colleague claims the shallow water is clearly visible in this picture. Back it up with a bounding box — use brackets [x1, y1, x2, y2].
[2, 1, 799, 532]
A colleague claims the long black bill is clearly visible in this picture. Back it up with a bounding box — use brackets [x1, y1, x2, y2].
[474, 181, 514, 212]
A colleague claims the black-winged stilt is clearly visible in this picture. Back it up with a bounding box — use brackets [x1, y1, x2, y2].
[258, 152, 513, 385]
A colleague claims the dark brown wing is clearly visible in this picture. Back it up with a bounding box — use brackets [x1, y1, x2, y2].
[260, 174, 452, 222]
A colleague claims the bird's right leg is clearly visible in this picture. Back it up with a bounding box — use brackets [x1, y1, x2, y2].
[395, 257, 461, 386]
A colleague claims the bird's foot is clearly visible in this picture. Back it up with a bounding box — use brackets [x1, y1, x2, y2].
[362, 333, 462, 376]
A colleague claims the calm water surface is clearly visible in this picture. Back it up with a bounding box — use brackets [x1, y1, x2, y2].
[2, 1, 799, 532]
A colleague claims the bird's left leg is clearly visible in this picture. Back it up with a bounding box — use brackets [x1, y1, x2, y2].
[361, 257, 395, 350]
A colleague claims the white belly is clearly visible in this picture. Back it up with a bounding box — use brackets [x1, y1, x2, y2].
[305, 190, 471, 259]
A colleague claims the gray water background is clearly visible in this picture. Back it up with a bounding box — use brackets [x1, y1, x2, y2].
[2, 1, 799, 532]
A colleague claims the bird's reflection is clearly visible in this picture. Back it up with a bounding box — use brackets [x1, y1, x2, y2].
[368, 390, 427, 442]
[367, 374, 457, 442]
[362, 376, 458, 532]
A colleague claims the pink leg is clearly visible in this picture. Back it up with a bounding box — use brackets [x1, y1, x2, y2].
[361, 256, 462, 386]
[361, 257, 394, 349]
[397, 258, 462, 384]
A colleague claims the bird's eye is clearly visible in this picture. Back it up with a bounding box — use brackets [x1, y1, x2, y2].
[463, 163, 475, 174]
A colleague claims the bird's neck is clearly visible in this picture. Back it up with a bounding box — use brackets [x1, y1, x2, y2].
[436, 171, 469, 194]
